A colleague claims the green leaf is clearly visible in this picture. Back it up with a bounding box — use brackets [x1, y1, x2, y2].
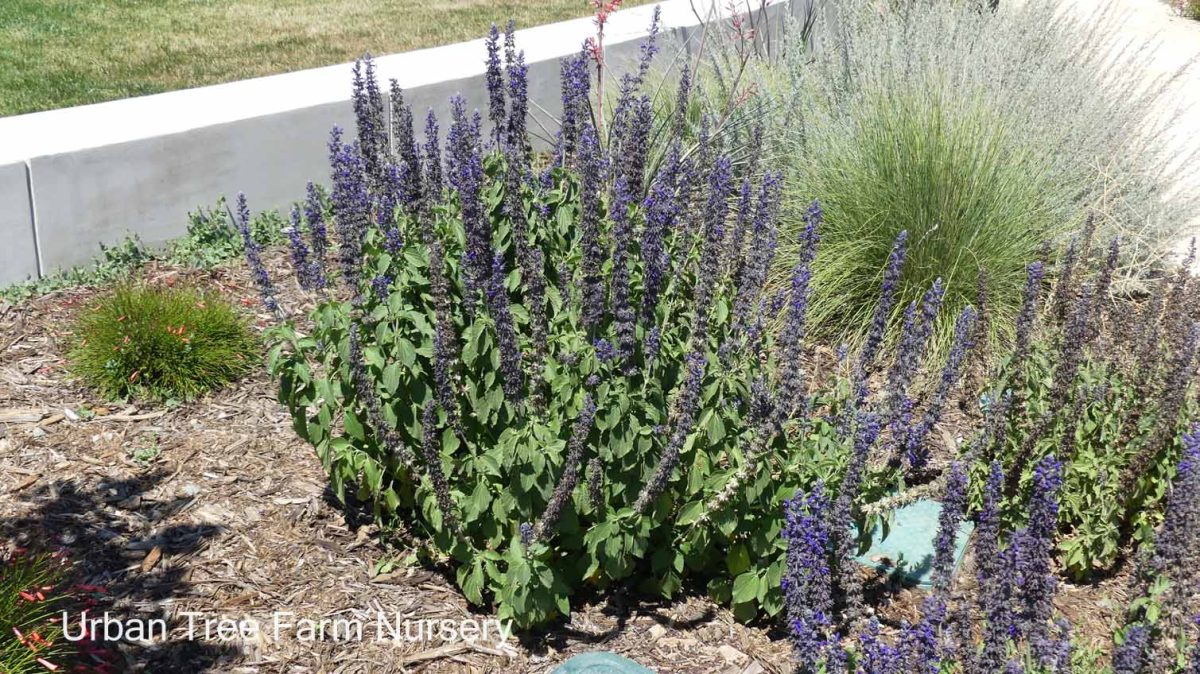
[731, 571, 759, 604]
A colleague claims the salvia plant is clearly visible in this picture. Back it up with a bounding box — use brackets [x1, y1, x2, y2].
[248, 12, 994, 627]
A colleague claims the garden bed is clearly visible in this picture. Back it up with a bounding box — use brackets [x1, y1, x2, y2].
[0, 253, 794, 673]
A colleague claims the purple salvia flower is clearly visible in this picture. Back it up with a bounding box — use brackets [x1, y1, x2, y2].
[504, 20, 529, 157]
[634, 352, 707, 513]
[856, 230, 909, 395]
[388, 80, 423, 217]
[518, 521, 534, 548]
[371, 275, 392, 301]
[931, 462, 968, 593]
[1141, 424, 1200, 643]
[858, 619, 904, 674]
[1014, 455, 1064, 661]
[608, 174, 637, 369]
[423, 109, 444, 199]
[775, 201, 820, 422]
[419, 399, 458, 530]
[832, 411, 882, 623]
[233, 193, 279, 315]
[1011, 260, 1046, 378]
[725, 176, 755, 281]
[898, 618, 939, 674]
[485, 24, 506, 145]
[782, 483, 838, 673]
[286, 205, 317, 290]
[587, 457, 603, 510]
[977, 461, 1011, 673]
[690, 155, 735, 349]
[886, 278, 945, 416]
[906, 306, 977, 472]
[535, 395, 597, 540]
[448, 96, 492, 306]
[328, 128, 372, 292]
[593, 338, 617, 363]
[554, 51, 591, 167]
[1112, 626, 1149, 674]
[610, 7, 660, 144]
[1050, 236, 1079, 321]
[639, 142, 682, 325]
[427, 237, 463, 436]
[304, 182, 329, 284]
[487, 252, 524, 404]
[644, 326, 662, 365]
[1122, 321, 1200, 492]
[351, 55, 387, 190]
[577, 123, 608, 332]
[732, 173, 783, 332]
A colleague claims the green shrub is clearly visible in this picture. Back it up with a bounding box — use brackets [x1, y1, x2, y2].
[69, 284, 258, 401]
[747, 0, 1195, 353]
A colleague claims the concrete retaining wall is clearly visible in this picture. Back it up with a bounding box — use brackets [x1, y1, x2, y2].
[0, 0, 814, 287]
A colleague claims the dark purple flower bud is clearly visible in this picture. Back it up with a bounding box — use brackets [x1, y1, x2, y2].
[504, 21, 529, 156]
[577, 123, 607, 332]
[585, 373, 600, 388]
[485, 24, 506, 145]
[858, 619, 904, 674]
[1050, 236, 1079, 321]
[587, 457, 603, 510]
[634, 353, 707, 513]
[427, 237, 462, 436]
[487, 252, 524, 404]
[608, 175, 637, 369]
[423, 109, 444, 199]
[304, 182, 330, 283]
[233, 193, 279, 315]
[448, 96, 492, 306]
[1013, 455, 1064, 659]
[518, 522, 534, 548]
[732, 173, 783, 332]
[977, 461, 1011, 673]
[1011, 260, 1046, 376]
[536, 395, 597, 540]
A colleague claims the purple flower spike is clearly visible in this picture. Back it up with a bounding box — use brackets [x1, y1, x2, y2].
[577, 123, 607, 333]
[856, 230, 909, 396]
[328, 127, 372, 292]
[233, 193, 279, 315]
[485, 24, 506, 145]
[487, 251, 524, 404]
[634, 353, 707, 513]
[286, 205, 317, 291]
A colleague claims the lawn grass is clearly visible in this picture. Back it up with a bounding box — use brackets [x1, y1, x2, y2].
[0, 0, 646, 117]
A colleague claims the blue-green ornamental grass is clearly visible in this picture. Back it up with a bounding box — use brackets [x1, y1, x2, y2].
[68, 284, 259, 401]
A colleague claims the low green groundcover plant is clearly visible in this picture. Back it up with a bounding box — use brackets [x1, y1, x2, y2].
[69, 284, 259, 401]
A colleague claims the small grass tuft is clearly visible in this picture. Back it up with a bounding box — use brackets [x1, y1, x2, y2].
[69, 284, 259, 401]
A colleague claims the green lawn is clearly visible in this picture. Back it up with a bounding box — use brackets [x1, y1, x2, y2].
[0, 0, 640, 117]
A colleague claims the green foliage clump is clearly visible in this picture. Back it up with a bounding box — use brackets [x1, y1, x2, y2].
[69, 284, 258, 401]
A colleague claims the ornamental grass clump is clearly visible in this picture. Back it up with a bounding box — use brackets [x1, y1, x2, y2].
[749, 0, 1195, 355]
[69, 284, 259, 401]
[1, 550, 83, 674]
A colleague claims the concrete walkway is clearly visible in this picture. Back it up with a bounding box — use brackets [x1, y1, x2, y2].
[1074, 0, 1200, 260]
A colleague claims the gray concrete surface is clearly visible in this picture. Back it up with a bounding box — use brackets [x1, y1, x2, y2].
[0, 162, 38, 285]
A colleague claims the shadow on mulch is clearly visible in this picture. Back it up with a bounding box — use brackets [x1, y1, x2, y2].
[1, 470, 238, 672]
